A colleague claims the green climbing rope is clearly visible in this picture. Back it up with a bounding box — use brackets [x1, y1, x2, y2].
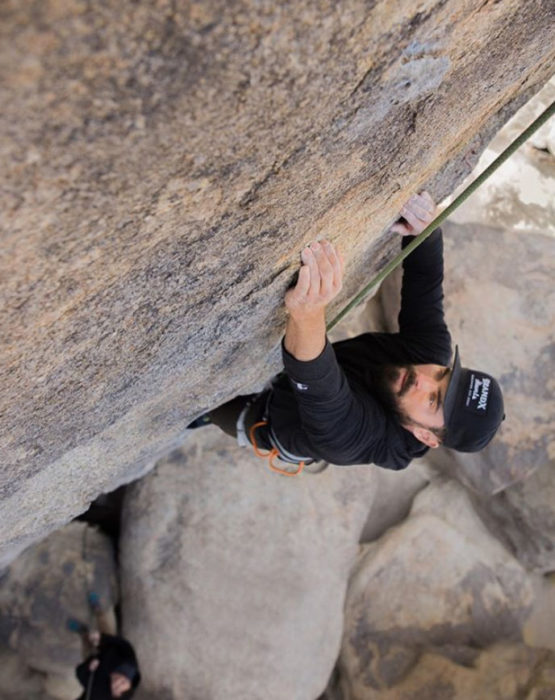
[326, 100, 555, 332]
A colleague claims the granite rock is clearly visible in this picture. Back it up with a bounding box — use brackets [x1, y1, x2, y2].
[334, 644, 555, 700]
[120, 428, 378, 700]
[337, 479, 535, 695]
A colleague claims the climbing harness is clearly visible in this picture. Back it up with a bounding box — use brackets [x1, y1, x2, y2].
[244, 386, 315, 476]
[249, 421, 306, 476]
[327, 100, 555, 332]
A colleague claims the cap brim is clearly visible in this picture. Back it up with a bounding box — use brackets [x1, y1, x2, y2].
[443, 345, 462, 430]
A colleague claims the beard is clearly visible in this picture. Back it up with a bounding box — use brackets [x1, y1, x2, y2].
[367, 364, 415, 423]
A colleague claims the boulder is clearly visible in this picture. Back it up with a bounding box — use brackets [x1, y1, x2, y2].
[120, 428, 379, 700]
[336, 644, 555, 700]
[358, 459, 430, 544]
[0, 648, 44, 700]
[0, 522, 118, 699]
[2, 0, 554, 566]
[337, 479, 535, 695]
[440, 224, 554, 495]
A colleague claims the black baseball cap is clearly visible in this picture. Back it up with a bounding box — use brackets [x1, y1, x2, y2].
[442, 346, 505, 452]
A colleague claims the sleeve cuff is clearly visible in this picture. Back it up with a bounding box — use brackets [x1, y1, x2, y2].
[401, 227, 441, 249]
[281, 338, 336, 381]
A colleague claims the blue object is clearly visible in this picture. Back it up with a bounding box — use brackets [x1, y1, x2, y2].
[187, 414, 212, 429]
[88, 591, 101, 611]
[66, 617, 88, 634]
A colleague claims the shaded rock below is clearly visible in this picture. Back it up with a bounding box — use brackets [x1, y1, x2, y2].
[0, 648, 44, 700]
[472, 460, 555, 574]
[358, 459, 430, 544]
[337, 479, 534, 696]
[0, 522, 118, 699]
[335, 644, 555, 700]
[120, 428, 380, 700]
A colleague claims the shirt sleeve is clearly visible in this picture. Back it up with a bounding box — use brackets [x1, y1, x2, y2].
[99, 633, 138, 665]
[281, 339, 400, 465]
[75, 658, 93, 687]
[398, 228, 452, 364]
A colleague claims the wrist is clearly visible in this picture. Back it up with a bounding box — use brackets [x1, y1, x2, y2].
[286, 307, 325, 324]
[284, 313, 326, 361]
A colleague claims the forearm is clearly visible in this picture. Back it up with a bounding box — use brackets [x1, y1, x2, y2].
[283, 239, 343, 360]
[399, 228, 445, 328]
[284, 310, 326, 361]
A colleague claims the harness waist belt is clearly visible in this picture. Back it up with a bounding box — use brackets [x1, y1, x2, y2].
[268, 423, 314, 465]
[237, 388, 315, 466]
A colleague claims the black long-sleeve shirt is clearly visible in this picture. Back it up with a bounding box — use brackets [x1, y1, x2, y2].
[75, 633, 141, 700]
[269, 229, 452, 469]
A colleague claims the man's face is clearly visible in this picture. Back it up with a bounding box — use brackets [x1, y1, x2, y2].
[389, 363, 451, 431]
[110, 672, 132, 697]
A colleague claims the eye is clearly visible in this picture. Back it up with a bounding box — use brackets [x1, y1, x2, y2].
[429, 393, 436, 407]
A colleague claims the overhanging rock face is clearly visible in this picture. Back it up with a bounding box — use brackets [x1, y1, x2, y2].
[1, 0, 553, 566]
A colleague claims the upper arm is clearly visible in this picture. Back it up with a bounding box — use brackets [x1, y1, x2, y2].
[76, 659, 90, 687]
[99, 633, 136, 661]
[283, 342, 390, 463]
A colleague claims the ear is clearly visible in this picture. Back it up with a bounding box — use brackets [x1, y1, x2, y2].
[409, 426, 441, 449]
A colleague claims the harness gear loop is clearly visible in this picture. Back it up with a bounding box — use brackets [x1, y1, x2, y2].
[249, 421, 306, 476]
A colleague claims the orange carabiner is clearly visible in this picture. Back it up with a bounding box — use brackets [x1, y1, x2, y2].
[249, 421, 305, 477]
[268, 452, 305, 477]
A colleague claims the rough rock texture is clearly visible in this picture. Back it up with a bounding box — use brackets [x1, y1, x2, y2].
[0, 522, 118, 700]
[337, 480, 536, 697]
[470, 456, 555, 575]
[450, 77, 555, 237]
[120, 428, 378, 700]
[331, 645, 555, 700]
[524, 573, 555, 653]
[1, 0, 554, 567]
[0, 648, 44, 700]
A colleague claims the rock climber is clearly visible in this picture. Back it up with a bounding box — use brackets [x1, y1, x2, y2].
[67, 593, 141, 699]
[189, 191, 504, 471]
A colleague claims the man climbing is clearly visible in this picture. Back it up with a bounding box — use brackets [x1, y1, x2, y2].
[189, 192, 504, 471]
[67, 593, 141, 699]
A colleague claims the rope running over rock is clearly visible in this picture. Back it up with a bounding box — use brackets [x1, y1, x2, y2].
[326, 100, 555, 332]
